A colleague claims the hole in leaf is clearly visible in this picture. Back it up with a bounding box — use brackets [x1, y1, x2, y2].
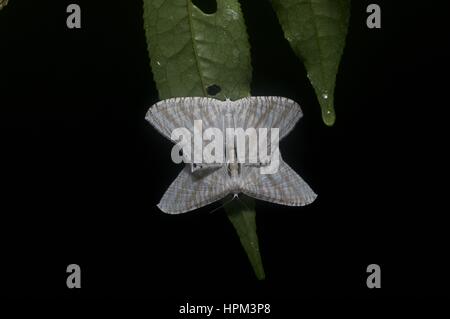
[191, 0, 217, 14]
[207, 84, 221, 96]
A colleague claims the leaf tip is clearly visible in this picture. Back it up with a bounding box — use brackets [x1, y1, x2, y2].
[322, 107, 336, 126]
[256, 270, 266, 281]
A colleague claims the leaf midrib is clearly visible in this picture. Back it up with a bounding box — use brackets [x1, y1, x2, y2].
[305, 0, 326, 90]
[186, 0, 208, 96]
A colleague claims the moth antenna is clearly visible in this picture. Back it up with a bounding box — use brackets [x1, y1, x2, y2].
[207, 195, 238, 214]
[211, 193, 252, 214]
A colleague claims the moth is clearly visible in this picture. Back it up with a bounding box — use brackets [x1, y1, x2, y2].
[145, 96, 317, 214]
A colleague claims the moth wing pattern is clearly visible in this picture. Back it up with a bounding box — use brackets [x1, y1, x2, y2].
[145, 97, 224, 142]
[233, 96, 303, 141]
[241, 158, 317, 207]
[158, 165, 231, 214]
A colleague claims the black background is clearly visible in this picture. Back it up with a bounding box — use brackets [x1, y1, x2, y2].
[0, 0, 448, 306]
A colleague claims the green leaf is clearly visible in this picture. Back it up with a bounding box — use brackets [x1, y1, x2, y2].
[143, 0, 265, 279]
[271, 0, 351, 126]
[143, 0, 251, 100]
[225, 196, 265, 280]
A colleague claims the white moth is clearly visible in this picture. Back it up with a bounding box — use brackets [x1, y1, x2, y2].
[145, 96, 317, 214]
